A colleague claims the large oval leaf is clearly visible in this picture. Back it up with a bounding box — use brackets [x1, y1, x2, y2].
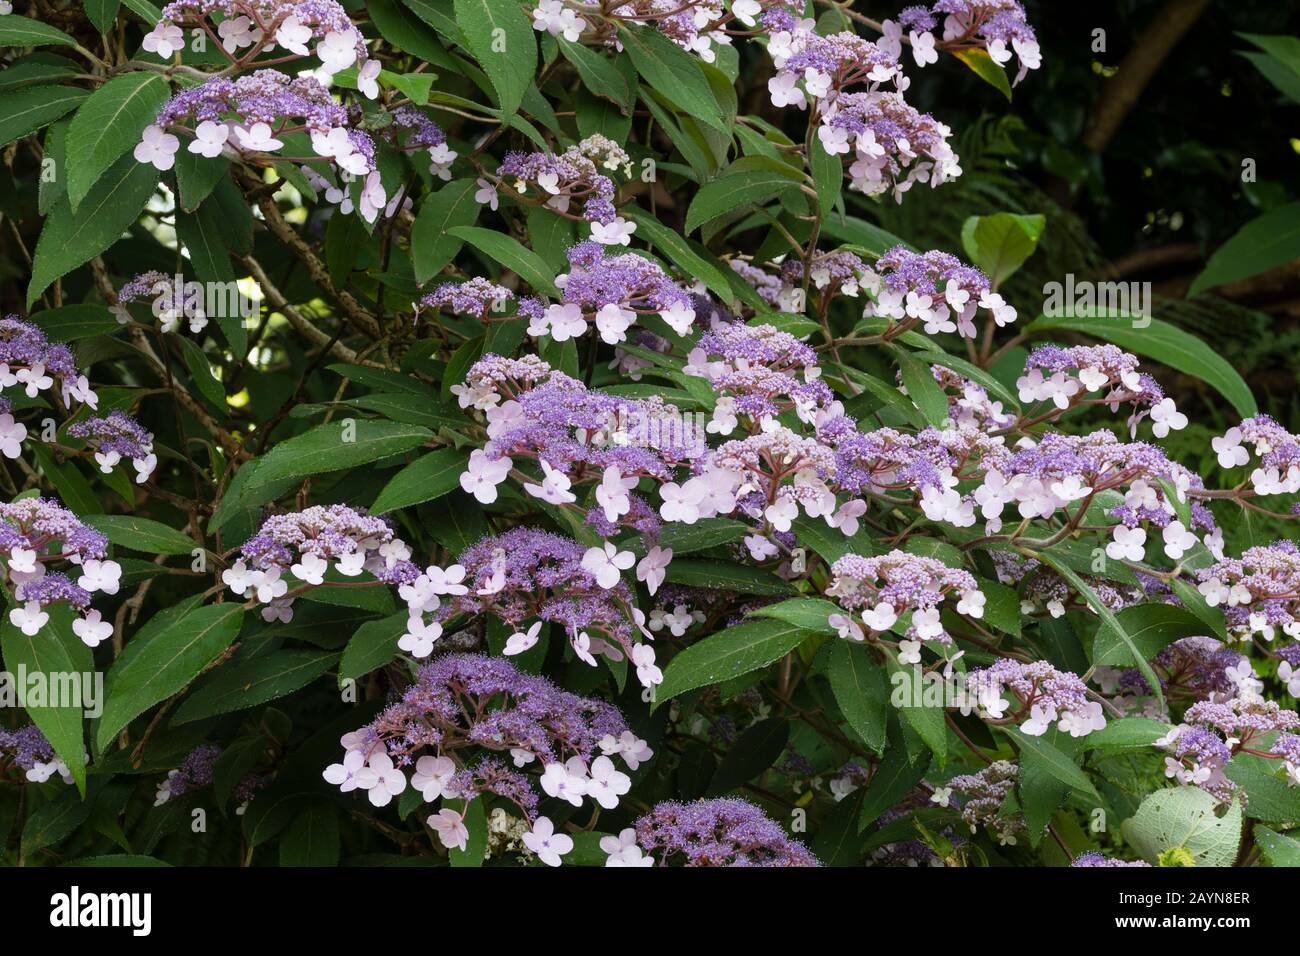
[96, 603, 245, 752]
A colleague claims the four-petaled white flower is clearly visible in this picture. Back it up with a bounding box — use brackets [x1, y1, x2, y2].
[9, 601, 48, 636]
[522, 816, 573, 867]
[581, 542, 635, 589]
[428, 808, 469, 852]
[232, 122, 284, 153]
[1149, 397, 1187, 438]
[540, 758, 588, 806]
[460, 449, 512, 503]
[1106, 525, 1146, 562]
[590, 218, 636, 246]
[398, 617, 443, 658]
[601, 828, 653, 866]
[188, 120, 230, 158]
[0, 414, 25, 459]
[631, 643, 662, 686]
[78, 559, 122, 595]
[274, 14, 313, 55]
[1212, 427, 1250, 469]
[474, 178, 499, 210]
[585, 755, 631, 810]
[362, 753, 406, 807]
[410, 755, 456, 802]
[910, 31, 939, 67]
[897, 639, 922, 665]
[636, 546, 672, 596]
[72, 609, 113, 648]
[217, 15, 259, 54]
[134, 125, 180, 171]
[316, 29, 359, 74]
[861, 602, 898, 633]
[142, 22, 185, 58]
[1162, 520, 1198, 560]
[524, 458, 577, 505]
[504, 621, 543, 656]
[291, 552, 328, 586]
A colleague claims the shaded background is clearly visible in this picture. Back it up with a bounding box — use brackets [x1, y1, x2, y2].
[865, 0, 1300, 429]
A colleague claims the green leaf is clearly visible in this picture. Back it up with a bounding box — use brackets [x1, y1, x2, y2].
[62, 853, 172, 866]
[0, 606, 90, 793]
[809, 135, 842, 218]
[345, 393, 464, 430]
[31, 443, 99, 516]
[790, 514, 872, 565]
[1121, 786, 1242, 867]
[654, 619, 813, 706]
[29, 303, 121, 341]
[751, 597, 840, 634]
[96, 603, 245, 752]
[887, 655, 948, 765]
[1018, 740, 1070, 846]
[952, 47, 1012, 100]
[370, 447, 469, 514]
[1003, 726, 1099, 800]
[559, 38, 633, 111]
[0, 14, 77, 47]
[959, 212, 1044, 287]
[452, 0, 536, 119]
[618, 24, 728, 133]
[1036, 551, 1165, 712]
[0, 54, 79, 92]
[663, 558, 796, 596]
[646, 517, 749, 555]
[1082, 716, 1172, 756]
[623, 206, 737, 306]
[1091, 602, 1205, 667]
[1239, 50, 1300, 104]
[279, 804, 341, 866]
[1170, 577, 1228, 641]
[812, 787, 865, 865]
[84, 0, 123, 33]
[22, 791, 91, 858]
[1025, 314, 1257, 418]
[0, 85, 87, 148]
[826, 640, 888, 752]
[707, 717, 789, 795]
[1224, 754, 1300, 824]
[859, 735, 929, 831]
[369, 0, 449, 62]
[893, 346, 950, 426]
[1254, 826, 1300, 867]
[978, 577, 1021, 637]
[174, 649, 338, 724]
[29, 153, 160, 307]
[1237, 33, 1300, 103]
[65, 72, 170, 211]
[447, 796, 487, 867]
[177, 335, 228, 411]
[84, 514, 197, 555]
[449, 225, 558, 296]
[120, 0, 161, 24]
[339, 612, 407, 685]
[685, 167, 799, 234]
[254, 420, 434, 490]
[1190, 202, 1300, 296]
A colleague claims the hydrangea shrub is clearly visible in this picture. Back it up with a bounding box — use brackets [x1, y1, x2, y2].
[0, 0, 1294, 869]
